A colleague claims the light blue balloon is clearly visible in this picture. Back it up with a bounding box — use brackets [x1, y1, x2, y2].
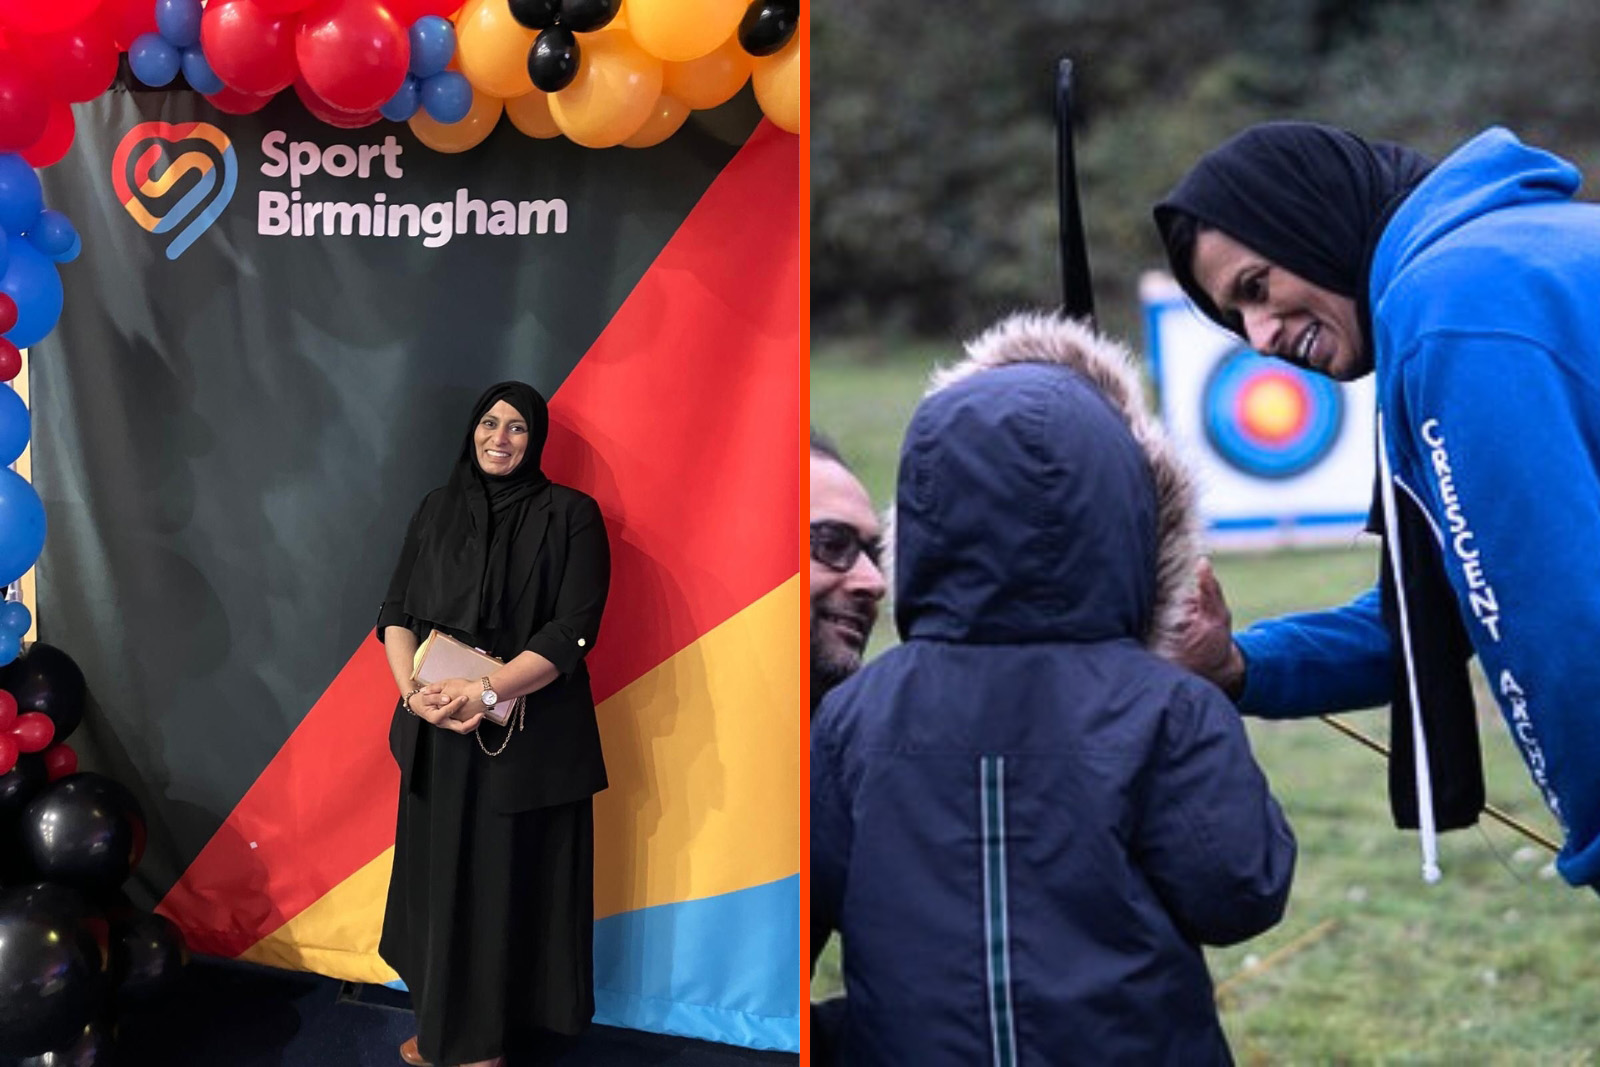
[0, 600, 31, 635]
[409, 16, 457, 79]
[25, 210, 74, 260]
[0, 156, 42, 237]
[0, 387, 27, 468]
[156, 0, 203, 48]
[380, 76, 422, 123]
[54, 233, 81, 265]
[0, 469, 45, 587]
[0, 241, 63, 349]
[0, 631, 18, 669]
[129, 33, 182, 88]
[181, 47, 224, 95]
[421, 71, 472, 125]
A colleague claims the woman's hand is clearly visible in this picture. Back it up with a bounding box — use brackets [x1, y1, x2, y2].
[408, 682, 482, 732]
[1170, 558, 1247, 699]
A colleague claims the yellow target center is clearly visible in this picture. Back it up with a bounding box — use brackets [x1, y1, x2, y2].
[1241, 378, 1306, 443]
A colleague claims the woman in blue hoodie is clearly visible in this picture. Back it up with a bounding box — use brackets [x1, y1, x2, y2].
[810, 312, 1295, 1065]
[1154, 123, 1600, 893]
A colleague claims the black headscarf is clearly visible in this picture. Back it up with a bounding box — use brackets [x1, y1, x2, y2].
[1153, 121, 1433, 354]
[402, 381, 553, 637]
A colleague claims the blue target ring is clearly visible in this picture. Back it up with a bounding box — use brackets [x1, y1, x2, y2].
[1202, 347, 1344, 479]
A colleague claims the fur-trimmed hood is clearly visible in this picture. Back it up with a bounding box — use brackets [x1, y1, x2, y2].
[892, 311, 1198, 651]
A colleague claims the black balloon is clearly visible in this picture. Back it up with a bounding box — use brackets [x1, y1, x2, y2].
[737, 0, 799, 56]
[0, 643, 87, 745]
[0, 898, 105, 1056]
[528, 26, 580, 93]
[19, 775, 146, 897]
[0, 755, 47, 882]
[561, 0, 618, 32]
[17, 1017, 115, 1067]
[109, 910, 187, 1006]
[508, 0, 560, 30]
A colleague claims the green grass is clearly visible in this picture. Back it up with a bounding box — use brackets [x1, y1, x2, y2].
[811, 338, 1600, 1062]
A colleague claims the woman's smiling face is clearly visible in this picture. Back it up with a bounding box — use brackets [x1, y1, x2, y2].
[1191, 227, 1372, 381]
[474, 399, 528, 475]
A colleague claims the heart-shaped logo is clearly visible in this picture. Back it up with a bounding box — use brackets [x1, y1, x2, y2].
[112, 122, 237, 261]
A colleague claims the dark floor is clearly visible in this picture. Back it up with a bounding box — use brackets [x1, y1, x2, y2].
[3, 956, 798, 1066]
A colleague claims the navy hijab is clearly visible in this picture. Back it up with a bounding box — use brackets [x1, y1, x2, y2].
[403, 381, 553, 637]
[1153, 121, 1433, 353]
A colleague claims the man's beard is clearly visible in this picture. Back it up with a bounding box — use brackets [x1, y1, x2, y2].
[810, 608, 863, 715]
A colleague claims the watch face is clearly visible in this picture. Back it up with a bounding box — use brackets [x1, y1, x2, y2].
[482, 690, 498, 707]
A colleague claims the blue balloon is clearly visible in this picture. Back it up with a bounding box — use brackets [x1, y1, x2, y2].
[0, 156, 42, 238]
[54, 233, 81, 265]
[0, 631, 18, 668]
[129, 33, 182, 88]
[0, 469, 45, 587]
[409, 16, 457, 78]
[0, 241, 63, 349]
[155, 0, 203, 48]
[0, 601, 31, 635]
[25, 211, 74, 260]
[0, 387, 27, 468]
[181, 47, 224, 95]
[380, 76, 422, 122]
[421, 71, 472, 125]
[0, 229, 7, 282]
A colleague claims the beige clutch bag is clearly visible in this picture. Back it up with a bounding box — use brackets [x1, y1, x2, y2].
[411, 629, 514, 727]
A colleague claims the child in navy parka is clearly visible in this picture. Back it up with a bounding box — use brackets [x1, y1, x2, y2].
[810, 312, 1296, 1065]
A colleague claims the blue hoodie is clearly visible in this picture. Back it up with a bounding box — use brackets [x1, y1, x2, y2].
[812, 316, 1295, 1065]
[1237, 128, 1600, 888]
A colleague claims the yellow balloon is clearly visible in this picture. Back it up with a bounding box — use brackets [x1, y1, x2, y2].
[409, 88, 505, 153]
[505, 90, 560, 139]
[750, 27, 799, 134]
[627, 0, 743, 62]
[455, 0, 537, 99]
[661, 32, 750, 110]
[548, 29, 663, 148]
[622, 93, 689, 148]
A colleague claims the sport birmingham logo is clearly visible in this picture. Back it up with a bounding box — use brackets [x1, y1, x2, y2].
[111, 121, 237, 261]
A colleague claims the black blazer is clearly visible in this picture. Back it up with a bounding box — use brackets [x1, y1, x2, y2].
[378, 483, 611, 812]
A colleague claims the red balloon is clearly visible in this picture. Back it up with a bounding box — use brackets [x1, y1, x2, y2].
[0, 0, 102, 36]
[256, 0, 316, 12]
[291, 77, 382, 127]
[17, 12, 118, 102]
[41, 741, 76, 781]
[0, 733, 15, 776]
[0, 340, 18, 383]
[20, 99, 73, 167]
[103, 0, 157, 51]
[0, 65, 47, 153]
[202, 0, 301, 96]
[0, 689, 15, 730]
[296, 0, 407, 114]
[11, 710, 52, 753]
[203, 85, 279, 115]
[387, 0, 460, 20]
[0, 294, 16, 334]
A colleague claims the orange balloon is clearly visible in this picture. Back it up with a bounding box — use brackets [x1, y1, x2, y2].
[548, 28, 662, 148]
[626, 0, 742, 62]
[505, 89, 559, 139]
[409, 86, 503, 152]
[622, 92, 688, 148]
[661, 32, 749, 110]
[750, 27, 798, 134]
[454, 0, 536, 99]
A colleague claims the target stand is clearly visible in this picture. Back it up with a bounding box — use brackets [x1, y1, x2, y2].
[1142, 272, 1375, 551]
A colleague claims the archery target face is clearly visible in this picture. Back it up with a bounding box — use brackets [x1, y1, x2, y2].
[1142, 272, 1375, 548]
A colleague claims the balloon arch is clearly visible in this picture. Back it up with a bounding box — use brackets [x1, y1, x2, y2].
[0, 0, 801, 1059]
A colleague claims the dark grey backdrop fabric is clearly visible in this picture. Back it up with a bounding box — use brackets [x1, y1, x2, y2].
[30, 87, 758, 906]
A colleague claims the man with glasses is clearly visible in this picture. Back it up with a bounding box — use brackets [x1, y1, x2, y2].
[810, 429, 887, 713]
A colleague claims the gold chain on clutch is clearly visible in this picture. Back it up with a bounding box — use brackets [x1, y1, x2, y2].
[475, 695, 526, 757]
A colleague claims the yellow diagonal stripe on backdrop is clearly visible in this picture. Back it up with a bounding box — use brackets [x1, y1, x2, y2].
[236, 575, 801, 983]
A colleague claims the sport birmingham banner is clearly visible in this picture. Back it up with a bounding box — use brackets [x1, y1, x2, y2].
[30, 85, 800, 1052]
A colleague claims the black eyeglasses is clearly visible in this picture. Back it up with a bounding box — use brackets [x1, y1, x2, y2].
[810, 520, 883, 574]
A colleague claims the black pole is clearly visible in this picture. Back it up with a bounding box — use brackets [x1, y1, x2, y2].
[1055, 58, 1094, 324]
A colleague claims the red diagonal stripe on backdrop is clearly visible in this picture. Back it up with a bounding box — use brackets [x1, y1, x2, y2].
[157, 122, 799, 957]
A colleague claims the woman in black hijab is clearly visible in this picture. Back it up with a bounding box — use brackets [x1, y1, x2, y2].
[1151, 121, 1600, 897]
[377, 381, 611, 1067]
